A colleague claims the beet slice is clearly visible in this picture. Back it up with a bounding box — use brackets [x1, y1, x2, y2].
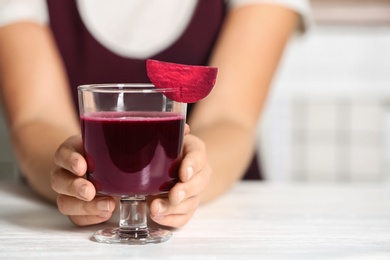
[146, 59, 218, 103]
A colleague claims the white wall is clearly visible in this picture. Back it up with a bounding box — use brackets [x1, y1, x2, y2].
[258, 25, 390, 182]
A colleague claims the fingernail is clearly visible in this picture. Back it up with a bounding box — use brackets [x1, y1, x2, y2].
[71, 159, 79, 173]
[97, 199, 110, 212]
[186, 166, 194, 181]
[177, 190, 186, 204]
[77, 184, 89, 200]
[152, 214, 164, 220]
[157, 201, 168, 214]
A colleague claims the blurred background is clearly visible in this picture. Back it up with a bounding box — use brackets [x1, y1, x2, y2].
[1, 0, 390, 182]
[259, 0, 390, 183]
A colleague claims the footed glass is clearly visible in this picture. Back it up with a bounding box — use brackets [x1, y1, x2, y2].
[78, 84, 186, 244]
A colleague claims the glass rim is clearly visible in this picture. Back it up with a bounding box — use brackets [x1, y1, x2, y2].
[78, 83, 173, 93]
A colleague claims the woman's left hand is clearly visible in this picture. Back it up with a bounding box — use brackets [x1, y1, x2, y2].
[149, 131, 211, 228]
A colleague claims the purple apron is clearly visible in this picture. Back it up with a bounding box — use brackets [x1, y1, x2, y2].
[47, 0, 261, 180]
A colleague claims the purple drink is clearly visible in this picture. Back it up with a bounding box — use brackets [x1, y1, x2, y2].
[81, 111, 185, 196]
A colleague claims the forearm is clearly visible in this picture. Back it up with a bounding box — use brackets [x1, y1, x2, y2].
[11, 122, 78, 202]
[190, 5, 299, 203]
[194, 122, 256, 203]
[0, 22, 79, 202]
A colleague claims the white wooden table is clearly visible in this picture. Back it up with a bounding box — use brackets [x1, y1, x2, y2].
[1, 180, 390, 259]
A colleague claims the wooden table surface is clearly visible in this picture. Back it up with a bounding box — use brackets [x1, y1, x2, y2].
[0, 180, 390, 259]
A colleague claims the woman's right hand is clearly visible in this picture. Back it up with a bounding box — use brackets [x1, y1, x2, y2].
[50, 135, 117, 226]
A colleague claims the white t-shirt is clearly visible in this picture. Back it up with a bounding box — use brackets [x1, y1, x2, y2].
[0, 0, 311, 59]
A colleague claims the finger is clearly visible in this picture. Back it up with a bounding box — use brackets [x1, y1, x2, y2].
[179, 134, 207, 182]
[51, 167, 95, 201]
[151, 214, 193, 228]
[53, 135, 87, 176]
[184, 124, 190, 135]
[57, 194, 116, 217]
[150, 195, 199, 216]
[69, 214, 113, 227]
[169, 163, 211, 205]
[150, 196, 199, 228]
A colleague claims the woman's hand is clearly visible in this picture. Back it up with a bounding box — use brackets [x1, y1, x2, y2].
[50, 124, 210, 228]
[50, 135, 116, 226]
[149, 132, 211, 228]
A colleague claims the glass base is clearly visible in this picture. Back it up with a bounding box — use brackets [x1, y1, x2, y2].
[93, 227, 172, 245]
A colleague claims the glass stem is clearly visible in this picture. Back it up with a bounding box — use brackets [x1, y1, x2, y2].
[119, 196, 148, 237]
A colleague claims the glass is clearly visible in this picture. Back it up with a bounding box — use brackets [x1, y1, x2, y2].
[78, 83, 187, 244]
